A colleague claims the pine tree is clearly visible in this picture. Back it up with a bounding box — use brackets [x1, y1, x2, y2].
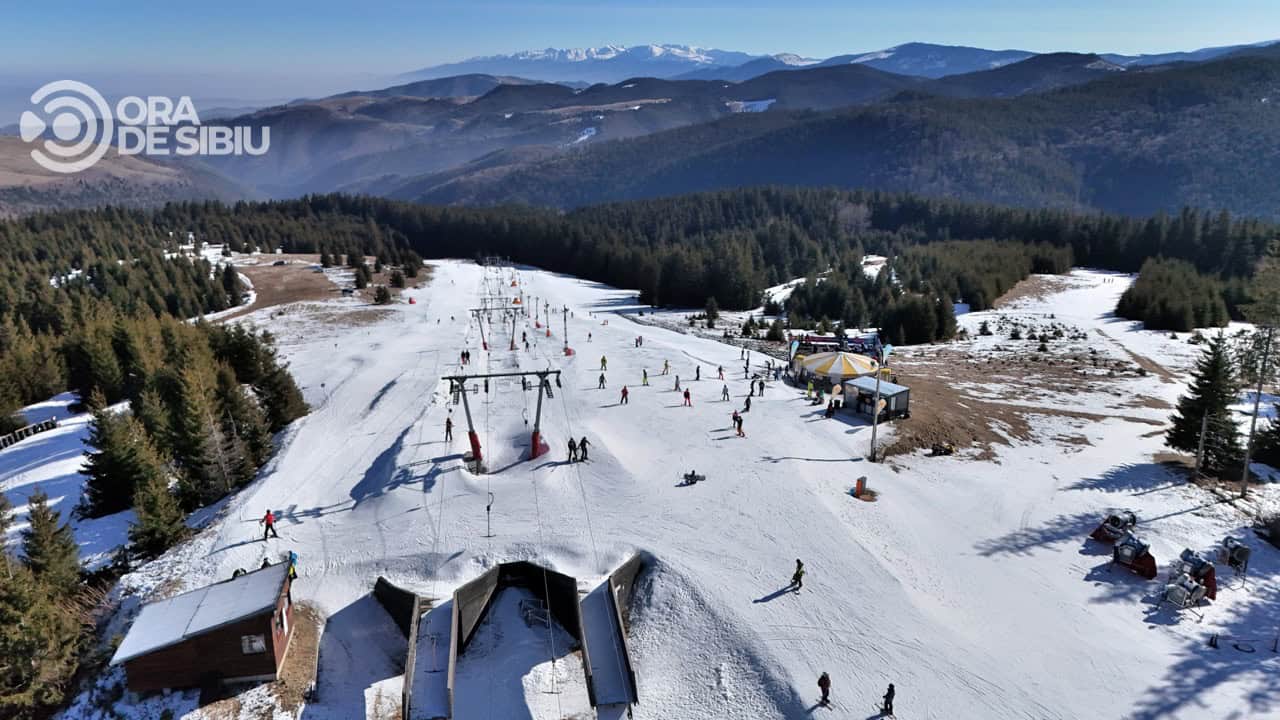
[215, 365, 272, 468]
[0, 492, 12, 542]
[170, 363, 249, 507]
[80, 401, 145, 518]
[0, 562, 82, 717]
[221, 264, 244, 302]
[128, 449, 186, 559]
[21, 489, 81, 594]
[134, 386, 173, 456]
[389, 269, 406, 289]
[1167, 333, 1242, 472]
[255, 353, 308, 433]
[110, 319, 148, 402]
[373, 285, 392, 305]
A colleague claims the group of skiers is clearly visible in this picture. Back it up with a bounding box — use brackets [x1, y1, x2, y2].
[459, 350, 473, 365]
[566, 436, 592, 462]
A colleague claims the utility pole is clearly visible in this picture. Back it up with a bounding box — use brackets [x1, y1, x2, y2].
[562, 306, 569, 351]
[1241, 326, 1274, 499]
[484, 492, 495, 538]
[868, 346, 885, 462]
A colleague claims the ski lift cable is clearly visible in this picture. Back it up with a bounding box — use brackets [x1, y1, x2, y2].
[529, 446, 565, 712]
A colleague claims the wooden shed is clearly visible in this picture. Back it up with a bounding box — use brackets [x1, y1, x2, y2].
[844, 375, 911, 420]
[111, 563, 294, 692]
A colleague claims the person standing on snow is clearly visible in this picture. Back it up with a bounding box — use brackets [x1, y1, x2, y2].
[683, 388, 692, 407]
[260, 509, 279, 541]
[736, 413, 745, 437]
[695, 366, 701, 381]
[743, 396, 751, 413]
[758, 379, 765, 396]
[818, 672, 831, 705]
[600, 356, 608, 371]
[663, 359, 670, 375]
[721, 384, 730, 401]
[568, 437, 578, 462]
[642, 369, 649, 386]
[806, 379, 814, 398]
[579, 436, 591, 461]
[445, 417, 453, 442]
[718, 365, 724, 380]
[620, 386, 629, 404]
[674, 375, 681, 391]
[598, 373, 607, 389]
[791, 559, 805, 589]
[882, 684, 895, 715]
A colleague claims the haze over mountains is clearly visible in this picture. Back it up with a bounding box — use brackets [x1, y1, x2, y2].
[2, 38, 1279, 218]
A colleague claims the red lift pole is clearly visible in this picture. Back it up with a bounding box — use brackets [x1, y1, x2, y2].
[446, 369, 562, 470]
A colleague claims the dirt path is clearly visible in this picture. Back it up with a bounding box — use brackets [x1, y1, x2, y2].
[1095, 328, 1178, 383]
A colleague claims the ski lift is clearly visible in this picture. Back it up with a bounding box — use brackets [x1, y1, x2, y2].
[543, 378, 554, 399]
[1090, 510, 1137, 543]
[484, 378, 489, 394]
[554, 374, 561, 389]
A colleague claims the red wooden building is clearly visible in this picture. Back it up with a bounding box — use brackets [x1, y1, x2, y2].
[111, 563, 294, 692]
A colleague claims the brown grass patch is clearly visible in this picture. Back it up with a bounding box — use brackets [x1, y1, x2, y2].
[272, 603, 323, 714]
[993, 274, 1079, 308]
[218, 255, 335, 322]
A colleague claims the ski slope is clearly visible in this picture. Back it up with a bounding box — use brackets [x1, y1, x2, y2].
[51, 261, 1280, 719]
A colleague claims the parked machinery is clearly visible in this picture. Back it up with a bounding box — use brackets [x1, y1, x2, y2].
[1091, 510, 1138, 543]
[1113, 532, 1158, 579]
[1169, 548, 1218, 600]
[1163, 572, 1208, 610]
[1220, 536, 1252, 577]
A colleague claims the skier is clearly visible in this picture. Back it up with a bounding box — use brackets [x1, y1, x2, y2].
[568, 437, 578, 462]
[721, 384, 730, 401]
[718, 365, 724, 380]
[818, 672, 831, 706]
[695, 366, 701, 381]
[445, 417, 453, 442]
[744, 396, 751, 413]
[620, 386, 629, 404]
[662, 360, 670, 375]
[601, 356, 608, 371]
[588, 332, 593, 342]
[791, 559, 805, 589]
[674, 375, 681, 391]
[642, 369, 649, 386]
[579, 436, 591, 461]
[882, 684, 895, 715]
[732, 410, 744, 437]
[683, 388, 692, 407]
[736, 413, 745, 436]
[758, 379, 765, 396]
[598, 373, 607, 389]
[260, 509, 279, 541]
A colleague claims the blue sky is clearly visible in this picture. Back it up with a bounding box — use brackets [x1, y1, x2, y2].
[1, 0, 1277, 105]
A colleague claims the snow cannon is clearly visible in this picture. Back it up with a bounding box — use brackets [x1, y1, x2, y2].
[1091, 510, 1137, 543]
[1113, 532, 1157, 579]
[1171, 548, 1217, 600]
[1163, 572, 1208, 609]
[1220, 536, 1251, 575]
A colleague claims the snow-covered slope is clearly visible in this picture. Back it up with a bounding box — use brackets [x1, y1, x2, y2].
[401, 45, 759, 84]
[46, 262, 1280, 719]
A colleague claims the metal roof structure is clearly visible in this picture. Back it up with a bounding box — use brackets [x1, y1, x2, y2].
[845, 376, 909, 396]
[111, 563, 289, 665]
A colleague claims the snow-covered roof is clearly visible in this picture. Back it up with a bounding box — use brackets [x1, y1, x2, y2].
[111, 564, 289, 665]
[845, 376, 909, 396]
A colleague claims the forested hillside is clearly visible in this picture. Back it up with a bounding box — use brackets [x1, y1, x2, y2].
[397, 48, 1280, 219]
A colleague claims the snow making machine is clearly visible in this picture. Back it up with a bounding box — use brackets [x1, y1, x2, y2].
[1090, 510, 1137, 543]
[1220, 536, 1252, 577]
[1168, 548, 1217, 600]
[1163, 572, 1209, 611]
[1112, 532, 1158, 579]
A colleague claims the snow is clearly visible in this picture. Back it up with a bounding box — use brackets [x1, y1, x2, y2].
[580, 581, 634, 705]
[0, 394, 133, 569]
[571, 126, 597, 144]
[43, 261, 1280, 719]
[724, 98, 775, 113]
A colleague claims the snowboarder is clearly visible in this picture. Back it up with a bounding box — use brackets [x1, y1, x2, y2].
[683, 388, 692, 407]
[732, 410, 744, 437]
[818, 672, 831, 706]
[598, 373, 607, 389]
[620, 386, 629, 404]
[718, 365, 724, 380]
[579, 436, 591, 461]
[600, 356, 608, 371]
[642, 369, 649, 386]
[260, 509, 279, 541]
[695, 366, 701, 381]
[882, 684, 895, 715]
[445, 417, 453, 442]
[791, 559, 805, 589]
[721, 384, 730, 401]
[568, 437, 578, 462]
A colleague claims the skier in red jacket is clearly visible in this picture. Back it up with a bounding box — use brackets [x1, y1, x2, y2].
[260, 509, 279, 541]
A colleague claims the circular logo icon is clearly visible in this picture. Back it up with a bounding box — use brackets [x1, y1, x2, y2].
[19, 80, 114, 174]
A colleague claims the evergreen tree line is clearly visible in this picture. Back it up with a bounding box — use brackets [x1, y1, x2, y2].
[1116, 258, 1234, 331]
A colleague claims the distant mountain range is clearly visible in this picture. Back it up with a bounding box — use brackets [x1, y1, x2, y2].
[401, 40, 1278, 84]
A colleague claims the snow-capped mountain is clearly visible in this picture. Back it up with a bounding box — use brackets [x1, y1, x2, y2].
[400, 44, 760, 85]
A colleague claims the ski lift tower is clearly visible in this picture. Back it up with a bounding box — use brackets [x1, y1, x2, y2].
[445, 369, 563, 472]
